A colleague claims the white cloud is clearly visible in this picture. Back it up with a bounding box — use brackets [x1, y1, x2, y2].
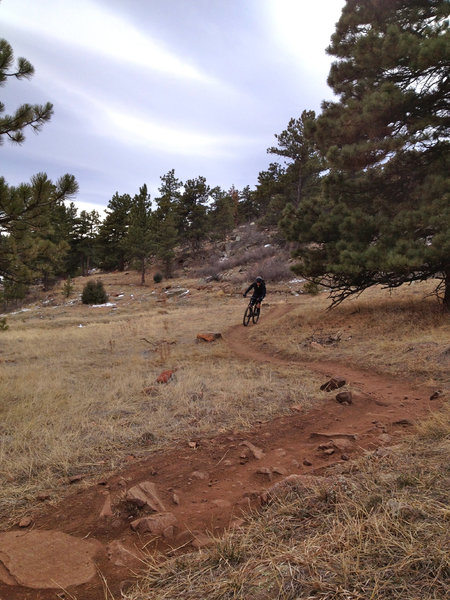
[266, 0, 345, 72]
[2, 0, 210, 82]
[104, 108, 260, 158]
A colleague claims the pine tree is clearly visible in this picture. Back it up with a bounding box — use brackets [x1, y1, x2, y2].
[153, 170, 181, 278]
[178, 176, 210, 250]
[286, 0, 450, 308]
[0, 38, 53, 144]
[124, 184, 154, 284]
[0, 174, 78, 289]
[97, 192, 131, 271]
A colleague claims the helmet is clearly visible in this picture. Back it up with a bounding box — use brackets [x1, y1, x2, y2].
[256, 276, 263, 282]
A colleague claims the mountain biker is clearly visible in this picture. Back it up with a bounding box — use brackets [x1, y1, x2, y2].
[243, 276, 266, 309]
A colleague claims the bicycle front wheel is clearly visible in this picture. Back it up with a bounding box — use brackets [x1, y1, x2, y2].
[243, 306, 252, 326]
[252, 307, 260, 324]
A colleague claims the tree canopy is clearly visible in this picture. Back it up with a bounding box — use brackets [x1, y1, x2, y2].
[283, 0, 450, 308]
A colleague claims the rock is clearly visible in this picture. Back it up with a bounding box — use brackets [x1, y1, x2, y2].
[256, 467, 273, 480]
[126, 481, 166, 512]
[323, 448, 335, 455]
[320, 377, 346, 392]
[191, 470, 209, 480]
[191, 531, 214, 549]
[393, 419, 414, 426]
[18, 516, 32, 528]
[240, 440, 264, 460]
[196, 332, 222, 342]
[156, 370, 175, 384]
[430, 390, 443, 400]
[99, 491, 114, 518]
[68, 474, 84, 484]
[172, 493, 180, 505]
[336, 391, 353, 404]
[290, 404, 304, 413]
[130, 512, 177, 536]
[0, 530, 102, 588]
[107, 540, 142, 568]
[303, 459, 313, 466]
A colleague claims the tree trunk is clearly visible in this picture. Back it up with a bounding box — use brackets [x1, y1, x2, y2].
[444, 269, 450, 311]
[141, 257, 146, 285]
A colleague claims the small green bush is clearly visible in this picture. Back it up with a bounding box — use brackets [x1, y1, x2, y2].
[0, 317, 8, 331]
[303, 280, 321, 295]
[81, 279, 108, 305]
[153, 272, 163, 283]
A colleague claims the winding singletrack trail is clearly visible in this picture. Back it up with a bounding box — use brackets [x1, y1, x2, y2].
[0, 303, 441, 600]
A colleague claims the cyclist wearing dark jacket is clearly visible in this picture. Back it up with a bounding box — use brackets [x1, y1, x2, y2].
[243, 276, 266, 308]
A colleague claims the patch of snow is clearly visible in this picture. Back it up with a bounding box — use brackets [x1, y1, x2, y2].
[90, 303, 117, 308]
[264, 244, 272, 247]
[290, 278, 305, 284]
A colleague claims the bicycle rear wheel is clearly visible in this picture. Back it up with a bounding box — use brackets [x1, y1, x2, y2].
[243, 306, 252, 326]
[252, 306, 260, 324]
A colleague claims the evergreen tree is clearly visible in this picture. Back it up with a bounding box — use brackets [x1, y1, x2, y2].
[153, 170, 181, 278]
[124, 184, 154, 284]
[0, 38, 53, 144]
[207, 187, 235, 239]
[285, 0, 450, 308]
[267, 110, 323, 209]
[71, 210, 101, 276]
[97, 192, 131, 271]
[0, 174, 78, 288]
[178, 176, 210, 250]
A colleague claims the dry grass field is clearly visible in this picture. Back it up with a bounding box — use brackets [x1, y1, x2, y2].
[0, 271, 448, 599]
[0, 272, 324, 523]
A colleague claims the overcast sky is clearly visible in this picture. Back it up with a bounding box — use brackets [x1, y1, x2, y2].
[1, 0, 345, 216]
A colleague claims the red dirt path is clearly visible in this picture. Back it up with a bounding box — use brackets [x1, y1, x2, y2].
[0, 305, 440, 600]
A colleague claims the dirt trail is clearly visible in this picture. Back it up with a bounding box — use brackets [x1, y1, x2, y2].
[0, 304, 440, 600]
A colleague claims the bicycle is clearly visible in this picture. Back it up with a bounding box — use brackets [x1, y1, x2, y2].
[243, 297, 261, 326]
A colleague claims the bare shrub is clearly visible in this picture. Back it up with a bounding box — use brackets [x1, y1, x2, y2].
[248, 255, 293, 282]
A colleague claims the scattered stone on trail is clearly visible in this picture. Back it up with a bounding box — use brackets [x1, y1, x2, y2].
[0, 530, 102, 588]
[320, 376, 346, 392]
[126, 481, 166, 512]
[303, 459, 313, 466]
[256, 467, 273, 480]
[106, 540, 143, 569]
[156, 370, 176, 384]
[323, 448, 335, 455]
[378, 433, 392, 444]
[18, 516, 32, 528]
[393, 418, 414, 426]
[290, 404, 304, 412]
[68, 474, 84, 484]
[172, 492, 180, 505]
[310, 431, 358, 441]
[212, 499, 231, 509]
[331, 438, 355, 452]
[336, 391, 353, 404]
[191, 470, 209, 480]
[99, 491, 114, 518]
[188, 440, 199, 449]
[130, 513, 177, 537]
[341, 454, 350, 461]
[240, 440, 264, 460]
[430, 390, 443, 400]
[196, 332, 222, 342]
[190, 531, 215, 549]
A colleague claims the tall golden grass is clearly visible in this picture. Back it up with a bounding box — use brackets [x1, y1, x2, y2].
[0, 274, 322, 522]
